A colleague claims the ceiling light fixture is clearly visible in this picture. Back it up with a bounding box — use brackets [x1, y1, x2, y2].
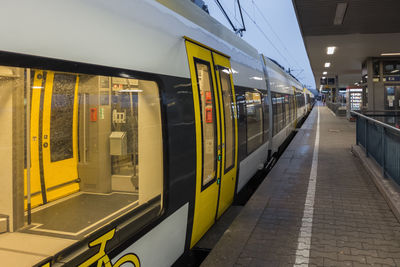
[327, 46, 336, 55]
[324, 62, 331, 68]
[323, 71, 327, 75]
[333, 3, 348, 25]
[381, 53, 400, 56]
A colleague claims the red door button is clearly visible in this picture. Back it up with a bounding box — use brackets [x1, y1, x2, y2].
[205, 106, 213, 123]
[90, 108, 97, 122]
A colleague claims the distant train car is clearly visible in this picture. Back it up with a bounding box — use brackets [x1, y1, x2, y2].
[0, 1, 311, 266]
[304, 88, 315, 112]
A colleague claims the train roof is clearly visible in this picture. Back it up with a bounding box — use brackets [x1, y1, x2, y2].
[156, 0, 260, 60]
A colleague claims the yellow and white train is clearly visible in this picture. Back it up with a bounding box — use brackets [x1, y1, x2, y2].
[0, 1, 312, 266]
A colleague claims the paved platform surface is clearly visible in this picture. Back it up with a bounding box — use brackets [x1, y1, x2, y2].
[202, 104, 400, 267]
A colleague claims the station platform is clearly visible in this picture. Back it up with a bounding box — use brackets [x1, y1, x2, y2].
[201, 104, 400, 267]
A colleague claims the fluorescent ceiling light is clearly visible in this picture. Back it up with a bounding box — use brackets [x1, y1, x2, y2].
[391, 70, 400, 73]
[333, 3, 348, 25]
[381, 53, 400, 56]
[322, 77, 326, 79]
[324, 62, 331, 68]
[323, 71, 327, 75]
[327, 46, 336, 55]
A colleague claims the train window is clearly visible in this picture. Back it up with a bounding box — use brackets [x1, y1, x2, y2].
[245, 91, 263, 154]
[281, 95, 286, 128]
[272, 93, 278, 136]
[195, 61, 217, 187]
[285, 94, 290, 126]
[263, 93, 269, 141]
[219, 69, 235, 172]
[1, 65, 163, 241]
[292, 95, 296, 121]
[290, 95, 293, 121]
[276, 94, 283, 133]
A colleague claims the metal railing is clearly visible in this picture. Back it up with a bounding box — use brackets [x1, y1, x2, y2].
[352, 111, 400, 186]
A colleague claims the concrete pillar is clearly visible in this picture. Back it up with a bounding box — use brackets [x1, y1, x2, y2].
[367, 58, 375, 111]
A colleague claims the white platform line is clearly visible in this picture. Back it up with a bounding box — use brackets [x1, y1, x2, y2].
[329, 108, 336, 117]
[294, 107, 320, 267]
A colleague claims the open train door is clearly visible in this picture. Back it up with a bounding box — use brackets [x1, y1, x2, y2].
[185, 38, 238, 248]
[25, 70, 80, 208]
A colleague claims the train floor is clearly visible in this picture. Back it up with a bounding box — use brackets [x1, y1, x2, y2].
[201, 103, 400, 267]
[24, 192, 138, 238]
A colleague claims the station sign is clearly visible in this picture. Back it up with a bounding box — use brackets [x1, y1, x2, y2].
[386, 76, 400, 82]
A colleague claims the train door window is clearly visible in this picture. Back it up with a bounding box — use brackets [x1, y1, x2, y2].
[245, 91, 263, 154]
[50, 73, 76, 162]
[195, 61, 217, 186]
[219, 68, 235, 171]
[0, 64, 164, 241]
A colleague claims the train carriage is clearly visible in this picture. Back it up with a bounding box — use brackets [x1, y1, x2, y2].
[0, 1, 311, 266]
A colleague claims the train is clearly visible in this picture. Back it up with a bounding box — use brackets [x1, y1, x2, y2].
[0, 0, 314, 266]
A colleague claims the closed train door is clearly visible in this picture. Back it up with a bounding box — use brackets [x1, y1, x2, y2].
[185, 39, 238, 248]
[212, 53, 238, 219]
[25, 70, 80, 208]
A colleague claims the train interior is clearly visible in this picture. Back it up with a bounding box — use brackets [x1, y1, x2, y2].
[0, 66, 163, 239]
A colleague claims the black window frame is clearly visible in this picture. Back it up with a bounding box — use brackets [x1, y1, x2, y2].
[193, 57, 218, 192]
[245, 90, 264, 155]
[216, 66, 236, 174]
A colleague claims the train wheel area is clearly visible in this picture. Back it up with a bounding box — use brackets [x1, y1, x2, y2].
[198, 103, 400, 266]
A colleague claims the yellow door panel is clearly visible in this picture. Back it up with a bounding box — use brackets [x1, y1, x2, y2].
[24, 70, 45, 209]
[186, 40, 221, 248]
[212, 53, 238, 218]
[42, 72, 79, 201]
[25, 70, 80, 210]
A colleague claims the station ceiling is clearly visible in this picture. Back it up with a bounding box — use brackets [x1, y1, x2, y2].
[292, 0, 400, 89]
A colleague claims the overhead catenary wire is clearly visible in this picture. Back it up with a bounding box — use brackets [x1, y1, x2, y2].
[240, 6, 292, 68]
[214, 0, 245, 36]
[206, 0, 309, 87]
[252, 1, 302, 72]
